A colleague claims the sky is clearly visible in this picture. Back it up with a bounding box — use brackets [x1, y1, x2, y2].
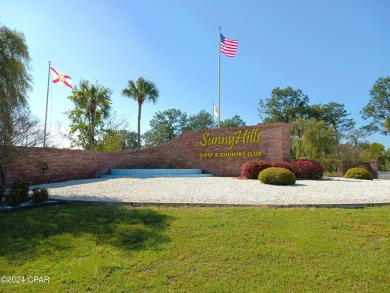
[1, 0, 389, 148]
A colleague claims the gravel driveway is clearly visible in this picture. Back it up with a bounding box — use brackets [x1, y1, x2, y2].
[33, 177, 390, 206]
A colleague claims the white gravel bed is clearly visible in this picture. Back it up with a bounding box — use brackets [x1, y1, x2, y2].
[32, 177, 390, 206]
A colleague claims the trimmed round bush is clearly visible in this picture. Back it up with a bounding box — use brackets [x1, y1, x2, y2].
[344, 168, 373, 180]
[272, 161, 294, 173]
[31, 188, 49, 203]
[291, 159, 323, 180]
[258, 167, 296, 185]
[240, 160, 272, 179]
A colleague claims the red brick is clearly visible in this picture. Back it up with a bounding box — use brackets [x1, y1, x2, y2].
[6, 123, 291, 186]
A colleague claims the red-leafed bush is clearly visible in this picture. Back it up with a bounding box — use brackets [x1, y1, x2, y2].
[272, 161, 294, 173]
[240, 160, 272, 179]
[291, 159, 323, 180]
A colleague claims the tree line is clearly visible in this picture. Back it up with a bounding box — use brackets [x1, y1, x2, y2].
[65, 80, 389, 172]
[258, 86, 390, 172]
[1, 23, 390, 192]
[64, 77, 247, 151]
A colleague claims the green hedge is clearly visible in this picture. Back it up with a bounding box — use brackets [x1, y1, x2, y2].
[344, 168, 373, 180]
[259, 167, 296, 185]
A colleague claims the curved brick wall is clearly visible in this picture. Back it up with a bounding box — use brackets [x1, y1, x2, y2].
[7, 123, 290, 186]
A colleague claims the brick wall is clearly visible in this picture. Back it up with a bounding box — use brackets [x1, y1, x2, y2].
[357, 161, 378, 179]
[6, 123, 290, 186]
[337, 161, 379, 179]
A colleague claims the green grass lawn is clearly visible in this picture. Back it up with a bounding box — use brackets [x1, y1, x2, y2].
[0, 203, 389, 292]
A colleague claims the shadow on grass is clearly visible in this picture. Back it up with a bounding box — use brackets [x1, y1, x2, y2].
[0, 202, 173, 261]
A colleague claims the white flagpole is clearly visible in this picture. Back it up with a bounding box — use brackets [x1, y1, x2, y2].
[218, 26, 221, 128]
[43, 61, 51, 147]
[212, 101, 215, 128]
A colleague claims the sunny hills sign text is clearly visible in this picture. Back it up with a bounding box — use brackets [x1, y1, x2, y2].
[198, 127, 263, 158]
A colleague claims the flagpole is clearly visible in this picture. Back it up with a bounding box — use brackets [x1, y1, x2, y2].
[218, 26, 221, 128]
[43, 61, 51, 148]
[212, 100, 215, 128]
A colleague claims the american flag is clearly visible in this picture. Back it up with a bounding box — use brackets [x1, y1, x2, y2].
[220, 33, 238, 57]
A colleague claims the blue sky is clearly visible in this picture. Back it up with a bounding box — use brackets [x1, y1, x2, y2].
[1, 0, 389, 148]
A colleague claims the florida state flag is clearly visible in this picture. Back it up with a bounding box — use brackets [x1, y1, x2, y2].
[51, 67, 72, 88]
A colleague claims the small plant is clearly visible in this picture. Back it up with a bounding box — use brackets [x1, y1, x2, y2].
[272, 161, 294, 172]
[258, 167, 296, 185]
[5, 193, 18, 206]
[13, 180, 30, 202]
[291, 159, 323, 180]
[240, 160, 272, 179]
[0, 183, 5, 205]
[344, 168, 373, 180]
[5, 180, 30, 206]
[31, 188, 49, 203]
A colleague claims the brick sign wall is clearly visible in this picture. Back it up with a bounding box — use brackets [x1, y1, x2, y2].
[7, 123, 290, 186]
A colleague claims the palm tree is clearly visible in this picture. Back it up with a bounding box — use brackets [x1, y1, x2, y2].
[67, 80, 112, 150]
[122, 77, 159, 149]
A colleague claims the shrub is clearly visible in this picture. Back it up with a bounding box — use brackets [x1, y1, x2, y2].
[272, 161, 294, 172]
[291, 159, 323, 180]
[0, 183, 5, 205]
[31, 188, 49, 203]
[5, 180, 30, 206]
[344, 168, 373, 180]
[240, 160, 272, 179]
[4, 194, 17, 206]
[258, 167, 296, 185]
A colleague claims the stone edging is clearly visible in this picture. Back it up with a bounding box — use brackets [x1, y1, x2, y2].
[48, 199, 390, 209]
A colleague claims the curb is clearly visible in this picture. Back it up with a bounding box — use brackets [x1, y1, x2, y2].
[2, 200, 390, 211]
[53, 199, 390, 209]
